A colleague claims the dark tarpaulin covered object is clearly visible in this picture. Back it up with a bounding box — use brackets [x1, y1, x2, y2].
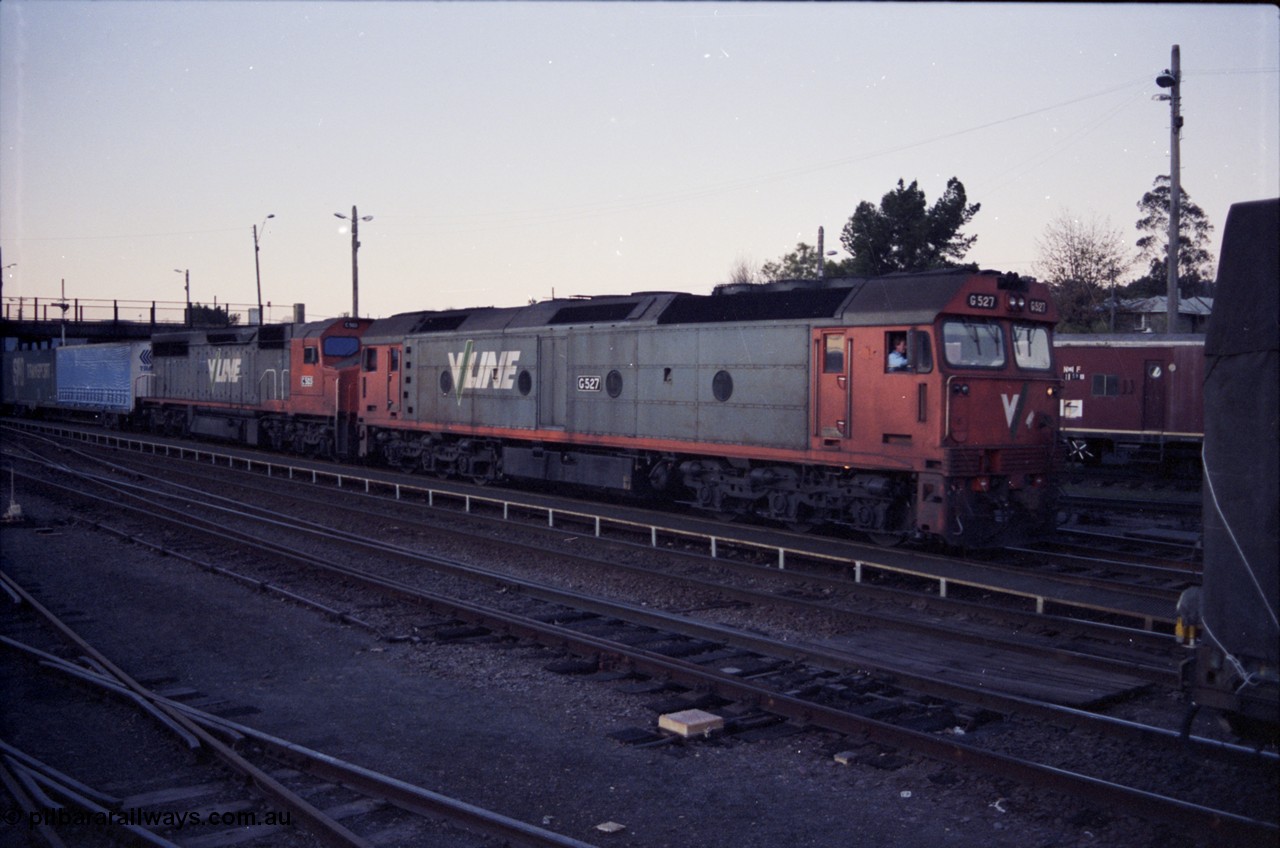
[1200, 197, 1279, 683]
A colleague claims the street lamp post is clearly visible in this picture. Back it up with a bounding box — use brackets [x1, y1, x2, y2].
[334, 206, 373, 318]
[174, 268, 190, 327]
[253, 213, 275, 326]
[1156, 44, 1182, 334]
[0, 259, 13, 318]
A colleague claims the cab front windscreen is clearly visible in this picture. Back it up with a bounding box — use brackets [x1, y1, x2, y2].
[1012, 323, 1052, 370]
[942, 319, 1005, 368]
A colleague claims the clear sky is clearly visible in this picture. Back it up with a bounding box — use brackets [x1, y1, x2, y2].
[2, 1, 1276, 322]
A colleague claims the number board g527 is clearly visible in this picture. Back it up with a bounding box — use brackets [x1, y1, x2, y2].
[966, 293, 997, 310]
[576, 375, 602, 392]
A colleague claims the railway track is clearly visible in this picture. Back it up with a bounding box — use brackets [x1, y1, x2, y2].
[5, 424, 1187, 671]
[3, 420, 1193, 628]
[0, 572, 597, 848]
[3, 426, 1276, 845]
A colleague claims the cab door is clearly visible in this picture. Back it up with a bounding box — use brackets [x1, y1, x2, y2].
[361, 345, 402, 418]
[813, 331, 850, 449]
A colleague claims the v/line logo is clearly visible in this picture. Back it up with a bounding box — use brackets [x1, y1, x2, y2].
[207, 355, 242, 385]
[448, 341, 521, 402]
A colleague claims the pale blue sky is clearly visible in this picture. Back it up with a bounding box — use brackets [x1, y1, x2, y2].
[2, 1, 1277, 321]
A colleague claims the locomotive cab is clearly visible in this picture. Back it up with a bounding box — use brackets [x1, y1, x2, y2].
[807, 272, 1059, 546]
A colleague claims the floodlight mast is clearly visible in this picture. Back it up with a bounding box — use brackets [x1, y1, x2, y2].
[334, 206, 373, 318]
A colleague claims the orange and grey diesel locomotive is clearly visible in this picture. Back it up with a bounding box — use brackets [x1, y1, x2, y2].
[356, 269, 1061, 547]
[140, 318, 372, 456]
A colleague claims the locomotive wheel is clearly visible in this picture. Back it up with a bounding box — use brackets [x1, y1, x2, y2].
[1067, 438, 1097, 465]
[866, 532, 904, 547]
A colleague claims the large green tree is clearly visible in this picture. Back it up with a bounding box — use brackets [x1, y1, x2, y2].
[1127, 175, 1215, 297]
[838, 177, 980, 275]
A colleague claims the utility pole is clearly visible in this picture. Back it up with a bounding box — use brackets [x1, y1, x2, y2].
[174, 268, 190, 327]
[817, 227, 825, 279]
[334, 206, 373, 318]
[253, 213, 274, 326]
[1156, 45, 1182, 334]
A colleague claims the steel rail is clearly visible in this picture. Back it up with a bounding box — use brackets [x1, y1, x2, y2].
[1, 459, 1259, 771]
[5, 458, 1267, 770]
[7, 466, 1277, 842]
[0, 571, 373, 848]
[0, 633, 601, 848]
[3, 420, 1183, 628]
[37, 436, 1183, 684]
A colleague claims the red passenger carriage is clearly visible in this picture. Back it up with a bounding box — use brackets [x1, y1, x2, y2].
[1054, 335, 1204, 472]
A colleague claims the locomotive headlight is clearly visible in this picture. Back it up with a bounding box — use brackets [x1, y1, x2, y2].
[952, 383, 970, 395]
[1046, 386, 1057, 397]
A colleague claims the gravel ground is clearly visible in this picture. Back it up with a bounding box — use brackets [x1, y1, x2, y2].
[0, 489, 1227, 848]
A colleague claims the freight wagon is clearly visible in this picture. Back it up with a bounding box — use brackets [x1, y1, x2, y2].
[2, 341, 152, 427]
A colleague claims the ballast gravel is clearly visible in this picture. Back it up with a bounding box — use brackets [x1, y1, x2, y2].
[0, 493, 1212, 848]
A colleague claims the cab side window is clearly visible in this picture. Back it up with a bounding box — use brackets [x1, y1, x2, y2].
[886, 333, 910, 372]
[885, 331, 934, 374]
[823, 335, 845, 373]
[363, 347, 378, 372]
[303, 345, 319, 365]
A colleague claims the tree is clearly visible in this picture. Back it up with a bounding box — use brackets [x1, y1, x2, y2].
[724, 256, 762, 286]
[188, 303, 238, 327]
[759, 242, 826, 282]
[838, 177, 980, 275]
[1129, 175, 1215, 297]
[1033, 211, 1130, 332]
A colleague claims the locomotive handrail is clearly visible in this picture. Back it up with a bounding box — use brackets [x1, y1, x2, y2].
[258, 369, 279, 401]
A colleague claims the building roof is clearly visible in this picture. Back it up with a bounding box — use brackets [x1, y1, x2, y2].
[1116, 295, 1214, 316]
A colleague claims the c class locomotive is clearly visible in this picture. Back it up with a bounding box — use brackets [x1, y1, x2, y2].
[356, 269, 1061, 547]
[143, 318, 372, 456]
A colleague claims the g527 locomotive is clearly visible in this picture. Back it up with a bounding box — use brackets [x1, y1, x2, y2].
[5, 269, 1061, 548]
[356, 269, 1061, 547]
